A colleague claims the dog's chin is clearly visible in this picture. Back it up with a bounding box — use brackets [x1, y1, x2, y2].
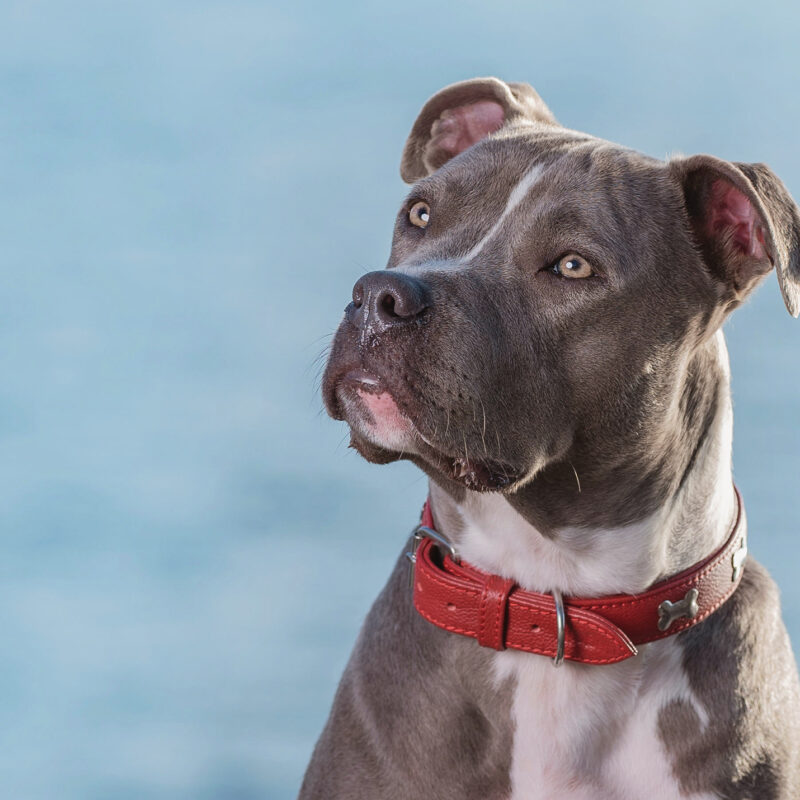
[338, 386, 520, 493]
[346, 430, 408, 465]
[347, 427, 520, 492]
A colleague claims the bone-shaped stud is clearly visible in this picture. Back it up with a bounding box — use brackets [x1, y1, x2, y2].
[657, 588, 700, 632]
[731, 537, 748, 583]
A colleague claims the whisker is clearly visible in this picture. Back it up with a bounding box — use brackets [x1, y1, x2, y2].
[305, 342, 333, 381]
[569, 461, 582, 493]
[479, 398, 489, 458]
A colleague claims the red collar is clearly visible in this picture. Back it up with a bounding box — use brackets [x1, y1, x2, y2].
[407, 488, 747, 665]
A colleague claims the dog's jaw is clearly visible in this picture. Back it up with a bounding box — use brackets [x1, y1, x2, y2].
[330, 368, 523, 492]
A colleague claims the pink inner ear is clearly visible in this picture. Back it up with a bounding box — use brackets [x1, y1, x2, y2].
[706, 179, 768, 259]
[429, 100, 506, 161]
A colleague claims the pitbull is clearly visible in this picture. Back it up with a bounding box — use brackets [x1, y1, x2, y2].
[301, 77, 800, 799]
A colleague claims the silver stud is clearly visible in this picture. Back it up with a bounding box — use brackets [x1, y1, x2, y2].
[731, 537, 748, 583]
[657, 588, 700, 632]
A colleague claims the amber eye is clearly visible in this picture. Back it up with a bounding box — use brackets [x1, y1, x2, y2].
[551, 253, 595, 279]
[408, 201, 431, 228]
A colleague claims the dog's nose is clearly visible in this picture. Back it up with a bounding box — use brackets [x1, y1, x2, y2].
[348, 271, 430, 333]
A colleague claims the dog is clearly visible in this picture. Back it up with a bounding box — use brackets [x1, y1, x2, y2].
[301, 77, 800, 799]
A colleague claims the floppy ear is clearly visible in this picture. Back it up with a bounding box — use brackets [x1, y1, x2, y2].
[671, 155, 800, 316]
[400, 77, 557, 183]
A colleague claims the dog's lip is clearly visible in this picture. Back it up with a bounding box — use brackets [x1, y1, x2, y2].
[324, 368, 382, 420]
[342, 368, 382, 391]
[446, 454, 518, 491]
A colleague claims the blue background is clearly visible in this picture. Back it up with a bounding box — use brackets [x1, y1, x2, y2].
[1, 1, 798, 797]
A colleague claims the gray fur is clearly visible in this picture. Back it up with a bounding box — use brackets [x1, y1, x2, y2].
[660, 561, 800, 798]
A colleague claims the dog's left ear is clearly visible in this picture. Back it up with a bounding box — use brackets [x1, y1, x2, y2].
[671, 155, 800, 316]
[400, 77, 557, 183]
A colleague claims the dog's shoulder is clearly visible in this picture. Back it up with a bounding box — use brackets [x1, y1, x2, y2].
[660, 557, 800, 799]
[299, 549, 515, 800]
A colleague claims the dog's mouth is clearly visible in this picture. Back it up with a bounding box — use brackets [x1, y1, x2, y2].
[443, 454, 517, 491]
[329, 369, 519, 492]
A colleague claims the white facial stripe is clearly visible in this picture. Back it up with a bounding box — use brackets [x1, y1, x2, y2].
[462, 162, 544, 262]
[394, 260, 455, 277]
[393, 162, 545, 278]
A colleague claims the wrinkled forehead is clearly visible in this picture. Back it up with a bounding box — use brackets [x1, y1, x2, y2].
[423, 127, 593, 185]
[414, 127, 664, 212]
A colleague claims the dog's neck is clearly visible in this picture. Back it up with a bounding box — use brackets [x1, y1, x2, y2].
[427, 331, 737, 597]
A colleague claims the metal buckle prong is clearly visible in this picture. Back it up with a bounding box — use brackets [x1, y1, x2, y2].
[406, 525, 460, 588]
[552, 589, 566, 667]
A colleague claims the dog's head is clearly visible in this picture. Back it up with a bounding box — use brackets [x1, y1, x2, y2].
[322, 77, 800, 514]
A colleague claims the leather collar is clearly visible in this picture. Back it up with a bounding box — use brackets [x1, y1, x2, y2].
[408, 487, 747, 665]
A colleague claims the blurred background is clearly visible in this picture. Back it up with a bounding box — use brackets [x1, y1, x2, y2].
[1, 1, 798, 797]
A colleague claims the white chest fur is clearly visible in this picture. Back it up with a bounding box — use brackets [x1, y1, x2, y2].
[490, 640, 719, 799]
[438, 485, 731, 800]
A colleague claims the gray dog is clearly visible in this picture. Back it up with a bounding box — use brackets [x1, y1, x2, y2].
[302, 77, 800, 799]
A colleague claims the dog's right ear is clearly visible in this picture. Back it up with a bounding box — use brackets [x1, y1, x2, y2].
[400, 77, 557, 183]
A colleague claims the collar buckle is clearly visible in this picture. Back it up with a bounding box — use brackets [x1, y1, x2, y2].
[406, 525, 459, 588]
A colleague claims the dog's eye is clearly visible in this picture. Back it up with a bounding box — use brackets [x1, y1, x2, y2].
[551, 253, 594, 279]
[408, 201, 431, 229]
